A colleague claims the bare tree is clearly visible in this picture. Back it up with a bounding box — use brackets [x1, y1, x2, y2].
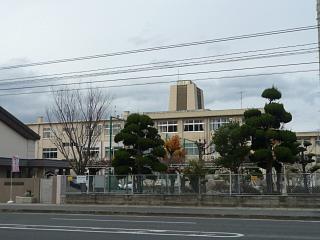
[46, 87, 112, 174]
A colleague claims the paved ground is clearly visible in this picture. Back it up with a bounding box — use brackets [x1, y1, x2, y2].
[1, 204, 320, 220]
[0, 212, 319, 239]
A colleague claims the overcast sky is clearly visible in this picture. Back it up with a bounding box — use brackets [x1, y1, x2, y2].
[0, 0, 318, 132]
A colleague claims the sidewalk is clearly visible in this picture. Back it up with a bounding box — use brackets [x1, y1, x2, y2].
[0, 203, 320, 220]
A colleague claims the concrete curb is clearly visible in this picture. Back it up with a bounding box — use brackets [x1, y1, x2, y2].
[1, 204, 320, 220]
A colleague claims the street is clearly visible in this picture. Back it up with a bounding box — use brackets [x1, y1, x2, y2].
[0, 213, 319, 239]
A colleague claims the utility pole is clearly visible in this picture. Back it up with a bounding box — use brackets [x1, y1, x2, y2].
[109, 116, 113, 161]
[109, 115, 123, 161]
[317, 0, 320, 84]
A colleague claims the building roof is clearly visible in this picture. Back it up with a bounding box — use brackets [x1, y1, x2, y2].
[144, 108, 250, 120]
[0, 106, 40, 140]
[296, 131, 320, 138]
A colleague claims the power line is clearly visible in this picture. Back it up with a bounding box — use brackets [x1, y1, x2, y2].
[0, 48, 316, 87]
[0, 69, 316, 97]
[1, 42, 316, 83]
[0, 25, 316, 71]
[0, 61, 316, 92]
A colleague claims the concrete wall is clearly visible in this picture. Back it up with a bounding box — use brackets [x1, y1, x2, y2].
[0, 178, 40, 203]
[0, 177, 60, 204]
[0, 121, 35, 159]
[66, 194, 320, 208]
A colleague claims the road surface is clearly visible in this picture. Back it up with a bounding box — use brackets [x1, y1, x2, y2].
[0, 213, 319, 239]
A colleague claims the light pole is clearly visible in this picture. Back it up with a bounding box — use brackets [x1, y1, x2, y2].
[107, 115, 123, 191]
[108, 115, 123, 162]
[109, 116, 113, 162]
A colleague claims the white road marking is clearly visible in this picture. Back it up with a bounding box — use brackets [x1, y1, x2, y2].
[51, 217, 196, 224]
[0, 224, 244, 238]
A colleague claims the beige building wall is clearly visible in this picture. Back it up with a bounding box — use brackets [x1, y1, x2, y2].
[168, 80, 204, 111]
[28, 119, 124, 161]
[168, 85, 178, 111]
[296, 132, 320, 162]
[27, 111, 320, 165]
[27, 109, 245, 162]
[0, 121, 35, 159]
[146, 109, 246, 161]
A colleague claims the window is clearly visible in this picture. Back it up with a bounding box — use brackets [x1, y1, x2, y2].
[104, 123, 122, 135]
[83, 147, 100, 159]
[157, 121, 178, 133]
[184, 120, 204, 132]
[184, 142, 199, 156]
[105, 146, 121, 160]
[86, 125, 102, 136]
[297, 139, 310, 145]
[63, 142, 76, 147]
[63, 127, 75, 133]
[42, 148, 57, 159]
[43, 127, 53, 139]
[210, 117, 230, 131]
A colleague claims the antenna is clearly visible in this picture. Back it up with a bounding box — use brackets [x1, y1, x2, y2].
[240, 91, 244, 109]
[114, 105, 117, 116]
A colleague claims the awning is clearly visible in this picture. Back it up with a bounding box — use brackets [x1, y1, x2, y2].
[0, 157, 70, 169]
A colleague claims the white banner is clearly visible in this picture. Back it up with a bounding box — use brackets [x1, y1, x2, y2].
[11, 156, 19, 173]
[76, 175, 87, 184]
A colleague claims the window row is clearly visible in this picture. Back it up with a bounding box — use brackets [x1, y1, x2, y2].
[157, 117, 234, 133]
[42, 123, 122, 139]
[42, 143, 213, 158]
[42, 118, 236, 138]
[42, 146, 121, 159]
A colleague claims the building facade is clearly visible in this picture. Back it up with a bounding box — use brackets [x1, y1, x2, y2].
[28, 81, 246, 163]
[28, 117, 125, 165]
[27, 81, 320, 169]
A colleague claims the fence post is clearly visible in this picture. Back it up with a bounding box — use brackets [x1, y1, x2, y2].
[310, 173, 313, 194]
[86, 176, 89, 194]
[229, 172, 232, 196]
[125, 175, 128, 194]
[238, 174, 241, 194]
[166, 174, 169, 194]
[131, 175, 134, 194]
[282, 167, 287, 195]
[177, 172, 181, 195]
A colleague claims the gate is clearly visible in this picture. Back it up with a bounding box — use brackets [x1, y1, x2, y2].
[40, 178, 53, 203]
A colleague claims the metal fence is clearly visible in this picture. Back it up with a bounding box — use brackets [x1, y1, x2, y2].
[65, 173, 320, 195]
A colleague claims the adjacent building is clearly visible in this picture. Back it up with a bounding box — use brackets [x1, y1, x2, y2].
[0, 106, 69, 178]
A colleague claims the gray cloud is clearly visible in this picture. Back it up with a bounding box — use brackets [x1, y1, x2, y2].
[0, 0, 317, 133]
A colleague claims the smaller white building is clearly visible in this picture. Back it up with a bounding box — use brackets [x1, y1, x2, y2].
[0, 106, 69, 178]
[0, 107, 39, 159]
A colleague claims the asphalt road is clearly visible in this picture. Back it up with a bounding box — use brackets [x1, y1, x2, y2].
[0, 213, 319, 240]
